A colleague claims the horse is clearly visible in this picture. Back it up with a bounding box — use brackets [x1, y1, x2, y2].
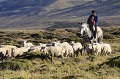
[78, 22, 103, 44]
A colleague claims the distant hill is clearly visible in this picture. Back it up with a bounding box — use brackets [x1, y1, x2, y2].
[0, 0, 119, 29]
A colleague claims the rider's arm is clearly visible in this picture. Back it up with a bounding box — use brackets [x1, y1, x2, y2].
[87, 15, 91, 24]
[95, 16, 98, 26]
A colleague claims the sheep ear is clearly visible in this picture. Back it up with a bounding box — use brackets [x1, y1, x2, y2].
[78, 22, 84, 24]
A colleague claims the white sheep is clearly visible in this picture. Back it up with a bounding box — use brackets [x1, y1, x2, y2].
[12, 46, 32, 57]
[0, 45, 17, 60]
[101, 43, 112, 56]
[0, 45, 17, 57]
[92, 43, 102, 55]
[53, 42, 74, 57]
[32, 46, 43, 53]
[50, 46, 65, 58]
[36, 43, 53, 53]
[0, 47, 8, 57]
[21, 40, 33, 47]
[70, 41, 83, 57]
[41, 45, 65, 59]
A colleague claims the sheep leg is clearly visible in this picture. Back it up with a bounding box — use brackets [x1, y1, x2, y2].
[50, 53, 53, 62]
[80, 49, 83, 56]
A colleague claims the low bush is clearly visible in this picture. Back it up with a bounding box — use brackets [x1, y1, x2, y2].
[103, 33, 115, 39]
[95, 56, 120, 69]
[111, 30, 120, 36]
[31, 33, 42, 38]
[106, 56, 120, 68]
[0, 59, 32, 70]
[11, 77, 24, 79]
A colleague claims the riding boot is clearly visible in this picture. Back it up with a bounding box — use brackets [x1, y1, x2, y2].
[93, 31, 96, 39]
[94, 26, 97, 39]
[94, 34, 96, 39]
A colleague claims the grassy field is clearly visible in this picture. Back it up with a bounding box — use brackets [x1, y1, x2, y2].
[0, 26, 120, 79]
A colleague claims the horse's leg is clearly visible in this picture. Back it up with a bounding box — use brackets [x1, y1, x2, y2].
[98, 37, 100, 43]
[82, 37, 86, 49]
[98, 36, 103, 43]
[82, 39, 85, 55]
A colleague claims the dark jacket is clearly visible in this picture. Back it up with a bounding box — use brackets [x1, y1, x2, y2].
[87, 14, 98, 26]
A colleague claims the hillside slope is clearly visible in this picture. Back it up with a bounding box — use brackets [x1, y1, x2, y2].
[0, 0, 119, 29]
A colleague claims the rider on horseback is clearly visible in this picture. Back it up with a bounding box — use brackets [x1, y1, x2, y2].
[87, 10, 98, 40]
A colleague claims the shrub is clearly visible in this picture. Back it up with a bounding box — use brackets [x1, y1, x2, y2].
[65, 29, 76, 33]
[97, 56, 120, 69]
[0, 59, 32, 70]
[106, 56, 120, 68]
[62, 75, 77, 79]
[103, 33, 115, 39]
[11, 77, 24, 79]
[111, 30, 120, 36]
[17, 33, 30, 39]
[31, 33, 41, 38]
[17, 52, 50, 61]
[18, 52, 42, 60]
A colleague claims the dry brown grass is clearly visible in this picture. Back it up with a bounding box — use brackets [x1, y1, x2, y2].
[0, 27, 120, 79]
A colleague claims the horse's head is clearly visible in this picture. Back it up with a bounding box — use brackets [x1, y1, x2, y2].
[78, 22, 87, 36]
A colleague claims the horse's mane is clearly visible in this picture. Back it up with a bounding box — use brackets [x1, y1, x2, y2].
[83, 23, 92, 38]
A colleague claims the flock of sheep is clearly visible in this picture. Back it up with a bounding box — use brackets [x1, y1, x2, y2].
[0, 39, 112, 61]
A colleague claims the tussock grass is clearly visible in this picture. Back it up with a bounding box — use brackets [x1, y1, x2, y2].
[0, 53, 120, 79]
[105, 56, 120, 68]
[0, 59, 33, 71]
[0, 27, 120, 79]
